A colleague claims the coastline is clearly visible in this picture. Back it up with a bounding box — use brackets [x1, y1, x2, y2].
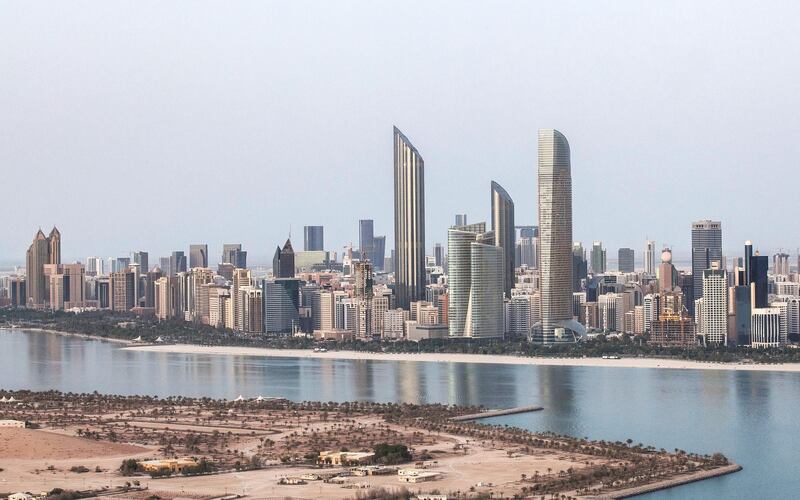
[122, 343, 800, 372]
[3, 327, 132, 345]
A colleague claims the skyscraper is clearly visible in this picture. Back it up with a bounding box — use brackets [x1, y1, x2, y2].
[189, 244, 208, 269]
[25, 227, 60, 308]
[455, 214, 467, 226]
[698, 264, 727, 346]
[358, 219, 375, 262]
[221, 244, 247, 268]
[170, 251, 187, 276]
[590, 241, 606, 274]
[536, 129, 584, 343]
[303, 226, 324, 251]
[273, 239, 295, 278]
[433, 243, 444, 267]
[490, 181, 515, 298]
[691, 220, 722, 314]
[644, 240, 656, 275]
[133, 251, 149, 273]
[393, 126, 426, 310]
[618, 248, 635, 273]
[447, 223, 485, 337]
[372, 235, 386, 272]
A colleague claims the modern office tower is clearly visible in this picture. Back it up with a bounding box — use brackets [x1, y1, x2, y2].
[769, 301, 789, 346]
[644, 240, 656, 275]
[358, 219, 375, 262]
[110, 269, 136, 311]
[433, 243, 444, 267]
[187, 268, 214, 322]
[58, 263, 86, 309]
[517, 235, 538, 269]
[590, 241, 606, 274]
[303, 226, 324, 251]
[643, 293, 660, 333]
[455, 214, 467, 226]
[372, 236, 386, 271]
[491, 181, 515, 298]
[750, 253, 769, 308]
[158, 257, 171, 276]
[371, 295, 390, 335]
[25, 227, 61, 308]
[262, 278, 300, 333]
[698, 264, 728, 346]
[773, 252, 790, 275]
[393, 126, 426, 309]
[658, 248, 678, 292]
[154, 276, 181, 320]
[232, 268, 252, 331]
[86, 256, 104, 276]
[132, 251, 149, 273]
[518, 225, 537, 239]
[221, 244, 247, 268]
[189, 244, 208, 269]
[598, 293, 626, 332]
[618, 248, 635, 273]
[536, 129, 584, 343]
[571, 243, 588, 292]
[751, 308, 783, 347]
[447, 223, 485, 336]
[468, 235, 504, 337]
[272, 239, 296, 278]
[142, 270, 163, 308]
[114, 257, 131, 272]
[507, 295, 533, 338]
[691, 220, 722, 314]
[732, 285, 752, 346]
[170, 251, 187, 275]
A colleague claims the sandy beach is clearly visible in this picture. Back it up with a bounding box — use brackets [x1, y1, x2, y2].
[123, 344, 800, 373]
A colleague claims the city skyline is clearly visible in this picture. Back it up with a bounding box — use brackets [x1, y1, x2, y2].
[3, 2, 800, 263]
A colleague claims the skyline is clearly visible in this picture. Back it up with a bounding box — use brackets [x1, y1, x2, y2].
[3, 1, 800, 263]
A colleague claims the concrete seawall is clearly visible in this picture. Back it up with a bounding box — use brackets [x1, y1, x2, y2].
[450, 405, 544, 421]
[594, 463, 742, 499]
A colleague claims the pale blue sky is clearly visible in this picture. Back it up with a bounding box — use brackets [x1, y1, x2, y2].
[2, 1, 798, 265]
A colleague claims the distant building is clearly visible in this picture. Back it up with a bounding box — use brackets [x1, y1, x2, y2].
[25, 227, 60, 308]
[273, 239, 295, 278]
[751, 307, 783, 348]
[133, 251, 149, 273]
[221, 244, 247, 268]
[110, 269, 136, 312]
[590, 241, 606, 274]
[618, 248, 635, 273]
[698, 264, 727, 346]
[303, 226, 324, 251]
[491, 181, 515, 298]
[170, 251, 187, 275]
[359, 219, 375, 262]
[691, 220, 722, 314]
[454, 214, 467, 226]
[644, 240, 656, 275]
[189, 244, 208, 269]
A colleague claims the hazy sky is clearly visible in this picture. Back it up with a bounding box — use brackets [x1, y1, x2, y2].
[2, 1, 799, 266]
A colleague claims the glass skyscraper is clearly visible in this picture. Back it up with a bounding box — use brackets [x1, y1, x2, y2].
[303, 226, 324, 251]
[393, 126, 426, 309]
[691, 220, 722, 315]
[491, 181, 515, 298]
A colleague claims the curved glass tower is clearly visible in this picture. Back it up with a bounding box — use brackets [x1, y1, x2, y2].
[393, 126, 426, 309]
[491, 181, 515, 298]
[537, 129, 584, 343]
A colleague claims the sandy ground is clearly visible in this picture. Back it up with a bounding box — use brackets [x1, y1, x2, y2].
[123, 344, 800, 373]
[0, 428, 152, 493]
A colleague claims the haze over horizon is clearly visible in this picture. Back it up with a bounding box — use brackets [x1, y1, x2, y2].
[2, 1, 799, 265]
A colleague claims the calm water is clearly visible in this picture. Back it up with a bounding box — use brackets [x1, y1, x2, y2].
[1, 329, 798, 499]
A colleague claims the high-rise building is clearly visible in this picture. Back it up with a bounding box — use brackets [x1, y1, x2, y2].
[744, 244, 768, 309]
[751, 308, 783, 348]
[691, 220, 722, 314]
[86, 256, 104, 277]
[303, 226, 324, 251]
[698, 264, 727, 346]
[189, 244, 208, 269]
[455, 214, 467, 226]
[393, 126, 426, 309]
[358, 219, 375, 262]
[447, 223, 485, 337]
[372, 236, 386, 272]
[133, 251, 149, 273]
[453, 228, 504, 338]
[262, 278, 300, 333]
[618, 248, 635, 273]
[433, 243, 444, 267]
[273, 239, 295, 278]
[536, 130, 583, 343]
[232, 268, 252, 331]
[170, 251, 187, 275]
[490, 181, 515, 298]
[644, 240, 656, 275]
[26, 228, 60, 308]
[159, 257, 171, 276]
[110, 269, 136, 312]
[590, 241, 606, 274]
[773, 252, 790, 275]
[658, 248, 677, 292]
[221, 244, 247, 268]
[571, 242, 587, 292]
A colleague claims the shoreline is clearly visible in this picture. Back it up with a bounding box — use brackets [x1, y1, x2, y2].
[121, 343, 800, 372]
[3, 327, 132, 345]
